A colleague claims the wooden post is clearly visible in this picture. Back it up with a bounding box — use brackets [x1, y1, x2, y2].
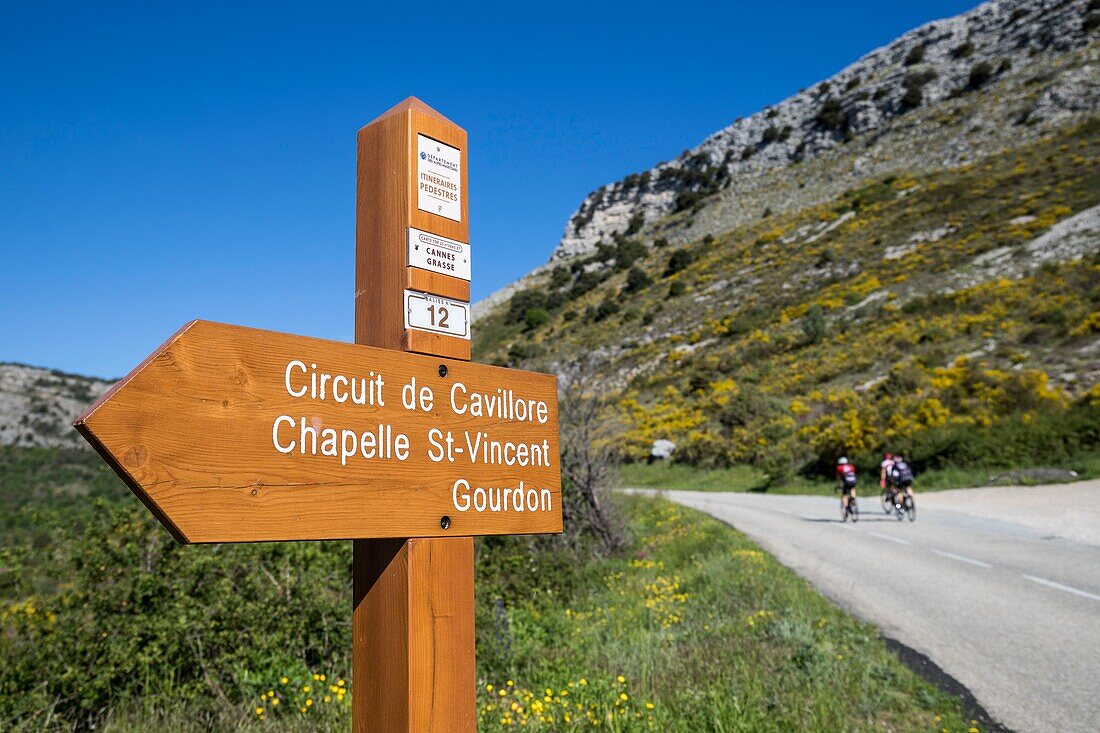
[352, 98, 476, 733]
[73, 94, 559, 732]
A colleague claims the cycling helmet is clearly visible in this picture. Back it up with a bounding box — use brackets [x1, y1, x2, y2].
[838, 457, 849, 465]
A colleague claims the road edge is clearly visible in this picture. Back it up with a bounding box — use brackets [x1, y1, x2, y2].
[644, 489, 1019, 732]
[880, 636, 1013, 732]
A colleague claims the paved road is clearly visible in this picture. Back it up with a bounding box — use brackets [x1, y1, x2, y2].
[627, 481, 1100, 733]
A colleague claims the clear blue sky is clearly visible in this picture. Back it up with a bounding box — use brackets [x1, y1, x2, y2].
[1, 0, 975, 378]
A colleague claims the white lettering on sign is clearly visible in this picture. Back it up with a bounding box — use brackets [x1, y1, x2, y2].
[407, 227, 471, 281]
[448, 382, 549, 424]
[417, 134, 461, 222]
[404, 290, 469, 339]
[266, 357, 557, 515]
[451, 479, 553, 513]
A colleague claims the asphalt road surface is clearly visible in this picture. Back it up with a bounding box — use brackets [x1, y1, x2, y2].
[627, 481, 1100, 733]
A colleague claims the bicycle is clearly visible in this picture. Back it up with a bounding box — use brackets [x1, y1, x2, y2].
[892, 490, 916, 522]
[880, 486, 894, 514]
[841, 494, 859, 522]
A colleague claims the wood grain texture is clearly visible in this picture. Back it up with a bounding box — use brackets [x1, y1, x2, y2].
[356, 97, 470, 351]
[353, 537, 475, 733]
[73, 319, 561, 543]
[402, 329, 470, 360]
[353, 98, 480, 733]
[406, 267, 470, 302]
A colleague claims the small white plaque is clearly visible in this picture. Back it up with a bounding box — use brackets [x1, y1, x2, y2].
[407, 227, 471, 281]
[417, 134, 462, 222]
[404, 290, 470, 340]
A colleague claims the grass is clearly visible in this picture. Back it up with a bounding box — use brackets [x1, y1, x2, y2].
[914, 451, 1100, 490]
[4, 484, 982, 732]
[473, 495, 975, 731]
[616, 461, 771, 492]
[617, 453, 1100, 497]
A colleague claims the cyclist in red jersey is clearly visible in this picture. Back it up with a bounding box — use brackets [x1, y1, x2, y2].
[836, 457, 858, 513]
[879, 452, 895, 489]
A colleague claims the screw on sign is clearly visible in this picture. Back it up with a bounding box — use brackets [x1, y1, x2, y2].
[73, 98, 562, 733]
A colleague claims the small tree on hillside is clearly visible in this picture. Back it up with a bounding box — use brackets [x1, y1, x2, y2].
[625, 266, 652, 293]
[967, 61, 994, 90]
[664, 248, 694, 277]
[524, 307, 550, 331]
[802, 304, 827, 344]
[557, 359, 625, 555]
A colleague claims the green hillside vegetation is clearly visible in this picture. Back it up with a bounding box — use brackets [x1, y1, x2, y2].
[476, 119, 1100, 485]
[0, 445, 128, 541]
[0, 477, 977, 731]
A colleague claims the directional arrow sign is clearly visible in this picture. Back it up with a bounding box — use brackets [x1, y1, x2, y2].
[74, 320, 562, 543]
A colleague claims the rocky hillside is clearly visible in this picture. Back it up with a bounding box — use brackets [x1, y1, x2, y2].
[556, 0, 1098, 257]
[0, 364, 112, 449]
[476, 0, 1099, 314]
[474, 0, 1100, 478]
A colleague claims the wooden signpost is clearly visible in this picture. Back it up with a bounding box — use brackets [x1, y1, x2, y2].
[74, 97, 561, 732]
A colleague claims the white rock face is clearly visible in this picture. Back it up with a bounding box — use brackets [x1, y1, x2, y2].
[550, 0, 1098, 261]
[1024, 204, 1100, 265]
[0, 363, 113, 448]
[947, 203, 1100, 290]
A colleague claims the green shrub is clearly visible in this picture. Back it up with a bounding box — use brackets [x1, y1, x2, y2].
[668, 281, 686, 297]
[594, 241, 614, 263]
[901, 83, 923, 110]
[664, 248, 694, 277]
[952, 40, 974, 59]
[508, 341, 540, 363]
[673, 189, 707, 214]
[625, 266, 652, 293]
[903, 46, 924, 66]
[815, 98, 847, 131]
[0, 503, 351, 729]
[524, 307, 551, 331]
[567, 269, 604, 300]
[900, 69, 936, 110]
[593, 298, 620, 321]
[967, 61, 994, 90]
[548, 266, 570, 290]
[506, 289, 549, 324]
[802, 304, 826, 344]
[614, 237, 646, 271]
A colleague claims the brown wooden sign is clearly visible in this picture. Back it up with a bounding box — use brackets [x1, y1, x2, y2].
[75, 319, 562, 543]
